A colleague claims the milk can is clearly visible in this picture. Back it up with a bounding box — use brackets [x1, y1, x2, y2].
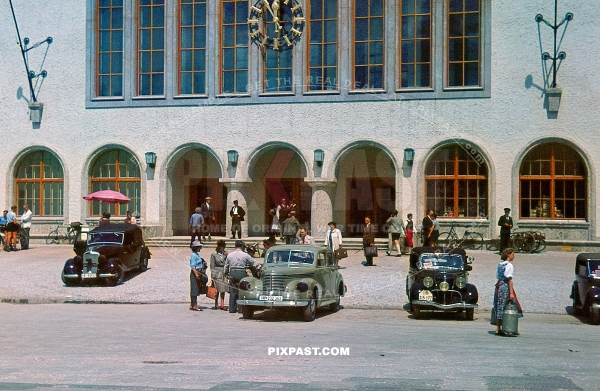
[501, 300, 519, 336]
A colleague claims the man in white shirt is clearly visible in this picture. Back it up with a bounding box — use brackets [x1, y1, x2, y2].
[298, 228, 315, 245]
[20, 204, 32, 250]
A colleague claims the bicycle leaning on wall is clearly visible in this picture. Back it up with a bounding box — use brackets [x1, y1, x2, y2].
[46, 222, 82, 245]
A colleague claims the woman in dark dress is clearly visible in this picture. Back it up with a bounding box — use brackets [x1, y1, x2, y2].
[491, 248, 520, 336]
[210, 240, 228, 310]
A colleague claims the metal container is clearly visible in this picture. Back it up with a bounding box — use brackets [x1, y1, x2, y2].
[502, 300, 519, 335]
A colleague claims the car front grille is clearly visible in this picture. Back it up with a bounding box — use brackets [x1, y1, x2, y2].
[262, 274, 287, 293]
[82, 252, 99, 274]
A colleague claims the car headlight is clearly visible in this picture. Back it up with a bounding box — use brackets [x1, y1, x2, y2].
[239, 281, 252, 291]
[455, 276, 466, 289]
[296, 282, 309, 292]
[423, 276, 434, 288]
[439, 281, 450, 292]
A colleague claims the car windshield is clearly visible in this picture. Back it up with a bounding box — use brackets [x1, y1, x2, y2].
[265, 250, 314, 265]
[588, 261, 600, 276]
[88, 231, 124, 245]
[418, 253, 464, 270]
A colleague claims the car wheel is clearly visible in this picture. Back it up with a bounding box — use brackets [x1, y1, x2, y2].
[329, 295, 340, 313]
[412, 305, 422, 319]
[571, 286, 581, 315]
[465, 308, 475, 320]
[106, 264, 125, 287]
[138, 253, 149, 272]
[589, 302, 600, 325]
[61, 270, 81, 287]
[242, 306, 254, 319]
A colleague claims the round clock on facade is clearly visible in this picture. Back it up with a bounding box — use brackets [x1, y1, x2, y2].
[248, 0, 305, 51]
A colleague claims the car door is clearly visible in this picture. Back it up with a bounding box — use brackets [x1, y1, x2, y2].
[576, 259, 587, 304]
[315, 251, 329, 301]
[324, 250, 338, 300]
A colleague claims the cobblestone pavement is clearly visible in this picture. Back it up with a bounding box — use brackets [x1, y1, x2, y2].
[0, 243, 576, 314]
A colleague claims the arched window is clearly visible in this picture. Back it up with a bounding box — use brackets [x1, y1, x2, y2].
[15, 150, 64, 216]
[425, 144, 488, 218]
[89, 149, 140, 217]
[520, 143, 586, 219]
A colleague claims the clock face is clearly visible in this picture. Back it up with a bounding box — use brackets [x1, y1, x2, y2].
[248, 0, 305, 51]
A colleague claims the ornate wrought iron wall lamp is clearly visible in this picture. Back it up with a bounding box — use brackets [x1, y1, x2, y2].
[535, 0, 573, 112]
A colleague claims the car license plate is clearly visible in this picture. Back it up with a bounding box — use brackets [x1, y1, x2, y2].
[81, 273, 96, 280]
[419, 290, 433, 301]
[259, 295, 283, 301]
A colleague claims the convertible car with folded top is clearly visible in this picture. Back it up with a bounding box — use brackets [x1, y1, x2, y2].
[406, 247, 478, 319]
[237, 245, 346, 321]
[61, 224, 151, 287]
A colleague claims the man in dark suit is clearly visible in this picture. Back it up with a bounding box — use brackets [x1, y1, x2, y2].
[421, 210, 434, 247]
[229, 200, 245, 239]
[200, 196, 215, 241]
[363, 216, 377, 266]
[498, 207, 513, 252]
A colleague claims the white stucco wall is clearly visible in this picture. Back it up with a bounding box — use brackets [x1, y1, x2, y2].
[0, 0, 598, 240]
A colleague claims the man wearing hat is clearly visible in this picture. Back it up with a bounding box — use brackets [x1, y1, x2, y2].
[200, 196, 215, 241]
[189, 240, 207, 311]
[224, 240, 261, 313]
[498, 208, 513, 252]
[189, 207, 204, 248]
[229, 200, 245, 239]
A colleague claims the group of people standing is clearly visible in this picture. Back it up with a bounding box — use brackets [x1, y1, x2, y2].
[0, 204, 32, 251]
[189, 239, 260, 313]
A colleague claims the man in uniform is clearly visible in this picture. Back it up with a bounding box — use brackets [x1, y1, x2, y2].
[200, 196, 215, 241]
[224, 240, 261, 313]
[421, 210, 434, 247]
[498, 207, 513, 252]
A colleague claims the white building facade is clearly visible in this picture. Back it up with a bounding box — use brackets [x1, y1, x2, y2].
[1, 0, 599, 245]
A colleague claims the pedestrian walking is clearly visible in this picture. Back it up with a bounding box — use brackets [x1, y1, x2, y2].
[498, 207, 513, 252]
[362, 216, 376, 266]
[224, 240, 261, 313]
[269, 207, 281, 237]
[200, 196, 215, 241]
[404, 213, 414, 252]
[386, 210, 405, 257]
[5, 206, 20, 251]
[210, 240, 228, 310]
[229, 200, 245, 239]
[282, 211, 300, 244]
[491, 248, 523, 336]
[189, 207, 204, 247]
[324, 221, 343, 250]
[189, 240, 207, 311]
[20, 204, 32, 250]
[421, 210, 434, 246]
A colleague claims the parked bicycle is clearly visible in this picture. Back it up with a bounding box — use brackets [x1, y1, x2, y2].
[486, 230, 545, 253]
[46, 222, 82, 245]
[437, 223, 484, 250]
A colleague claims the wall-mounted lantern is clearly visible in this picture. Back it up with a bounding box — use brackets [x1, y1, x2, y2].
[404, 148, 415, 165]
[145, 152, 157, 169]
[314, 149, 324, 166]
[227, 150, 239, 166]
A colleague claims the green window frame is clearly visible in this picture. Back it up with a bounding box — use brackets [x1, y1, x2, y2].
[353, 0, 384, 90]
[137, 0, 165, 96]
[179, 0, 207, 95]
[97, 0, 124, 97]
[221, 0, 249, 94]
[308, 0, 338, 91]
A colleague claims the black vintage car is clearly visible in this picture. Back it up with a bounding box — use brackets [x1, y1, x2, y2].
[570, 253, 600, 324]
[406, 247, 478, 319]
[61, 224, 151, 287]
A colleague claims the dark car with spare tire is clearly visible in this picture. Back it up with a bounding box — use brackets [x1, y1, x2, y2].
[61, 224, 151, 286]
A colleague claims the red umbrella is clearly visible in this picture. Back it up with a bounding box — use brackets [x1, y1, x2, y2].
[83, 190, 130, 204]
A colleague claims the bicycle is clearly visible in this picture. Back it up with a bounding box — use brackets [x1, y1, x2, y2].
[437, 223, 484, 250]
[46, 222, 81, 245]
[486, 230, 538, 253]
